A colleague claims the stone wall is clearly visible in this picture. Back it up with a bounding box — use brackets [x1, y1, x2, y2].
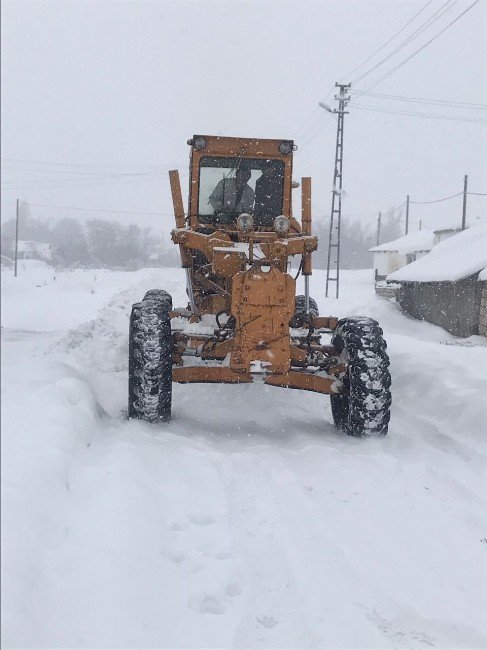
[397, 275, 482, 337]
[480, 282, 487, 337]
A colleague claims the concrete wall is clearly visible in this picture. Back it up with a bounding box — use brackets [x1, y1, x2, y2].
[480, 282, 487, 337]
[397, 275, 482, 337]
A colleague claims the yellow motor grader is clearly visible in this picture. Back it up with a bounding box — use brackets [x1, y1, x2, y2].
[128, 135, 391, 436]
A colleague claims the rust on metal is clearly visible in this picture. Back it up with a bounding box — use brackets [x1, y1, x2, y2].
[264, 371, 339, 394]
[173, 366, 252, 384]
[165, 134, 342, 396]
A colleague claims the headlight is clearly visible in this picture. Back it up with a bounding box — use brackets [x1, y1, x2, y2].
[193, 136, 206, 150]
[279, 141, 293, 155]
[237, 213, 254, 232]
[274, 215, 290, 234]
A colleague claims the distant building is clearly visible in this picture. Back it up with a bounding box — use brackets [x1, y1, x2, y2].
[17, 240, 52, 262]
[369, 230, 435, 284]
[433, 227, 462, 246]
[388, 224, 487, 337]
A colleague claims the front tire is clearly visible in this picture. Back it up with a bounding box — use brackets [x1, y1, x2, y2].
[290, 294, 319, 327]
[128, 297, 173, 423]
[330, 317, 391, 437]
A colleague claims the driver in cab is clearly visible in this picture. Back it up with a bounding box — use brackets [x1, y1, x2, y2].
[208, 167, 254, 224]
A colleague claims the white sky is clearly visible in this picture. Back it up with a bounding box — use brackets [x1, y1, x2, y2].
[1, 0, 486, 237]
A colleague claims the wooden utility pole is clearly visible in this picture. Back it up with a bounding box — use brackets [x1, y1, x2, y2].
[461, 174, 468, 230]
[14, 198, 19, 277]
[376, 211, 382, 246]
[405, 195, 410, 235]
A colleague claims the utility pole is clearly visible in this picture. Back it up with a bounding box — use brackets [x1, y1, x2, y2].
[14, 198, 19, 277]
[320, 82, 351, 298]
[461, 174, 468, 230]
[376, 211, 382, 246]
[419, 219, 422, 231]
[405, 194, 410, 235]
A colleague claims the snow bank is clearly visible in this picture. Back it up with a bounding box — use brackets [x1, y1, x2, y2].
[2, 267, 487, 648]
[388, 222, 487, 282]
[369, 230, 435, 254]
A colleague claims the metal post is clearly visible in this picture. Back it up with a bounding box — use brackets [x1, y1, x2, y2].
[185, 268, 197, 314]
[322, 82, 351, 299]
[304, 276, 310, 313]
[461, 174, 468, 230]
[376, 211, 382, 246]
[14, 198, 19, 277]
[405, 195, 410, 235]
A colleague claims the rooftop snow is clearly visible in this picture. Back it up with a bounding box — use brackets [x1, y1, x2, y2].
[478, 266, 487, 281]
[388, 222, 487, 283]
[369, 230, 435, 254]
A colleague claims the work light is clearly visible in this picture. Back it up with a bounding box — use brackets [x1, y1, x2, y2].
[194, 137, 206, 150]
[274, 215, 290, 234]
[279, 141, 293, 155]
[237, 213, 254, 232]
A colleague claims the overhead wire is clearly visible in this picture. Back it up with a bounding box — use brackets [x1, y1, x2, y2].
[351, 90, 487, 110]
[338, 0, 435, 82]
[351, 0, 456, 86]
[356, 0, 482, 92]
[410, 191, 463, 204]
[23, 202, 174, 217]
[351, 102, 487, 123]
[2, 157, 179, 170]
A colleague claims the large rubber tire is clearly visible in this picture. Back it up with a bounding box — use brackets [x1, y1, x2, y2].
[128, 298, 173, 423]
[143, 289, 172, 309]
[290, 294, 319, 327]
[330, 317, 391, 437]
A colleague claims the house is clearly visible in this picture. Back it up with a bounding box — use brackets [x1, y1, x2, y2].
[17, 240, 52, 262]
[369, 230, 435, 284]
[388, 223, 487, 337]
[433, 227, 462, 246]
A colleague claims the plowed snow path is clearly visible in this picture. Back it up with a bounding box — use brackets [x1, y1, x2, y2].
[2, 267, 487, 648]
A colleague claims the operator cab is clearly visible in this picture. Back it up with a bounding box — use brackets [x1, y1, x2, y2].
[187, 135, 297, 235]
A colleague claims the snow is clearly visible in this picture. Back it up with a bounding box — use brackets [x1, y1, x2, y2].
[388, 222, 487, 283]
[478, 266, 487, 281]
[2, 265, 487, 648]
[369, 230, 435, 254]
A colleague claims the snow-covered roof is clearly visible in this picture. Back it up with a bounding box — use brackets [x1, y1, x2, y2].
[388, 222, 487, 283]
[479, 267, 487, 281]
[369, 230, 435, 254]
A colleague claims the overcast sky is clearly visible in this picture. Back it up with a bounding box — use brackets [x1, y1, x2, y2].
[2, 0, 486, 238]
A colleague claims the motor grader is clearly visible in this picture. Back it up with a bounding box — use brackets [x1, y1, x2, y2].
[128, 135, 391, 436]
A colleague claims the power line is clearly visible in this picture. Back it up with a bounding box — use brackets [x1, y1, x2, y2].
[352, 90, 487, 110]
[2, 157, 179, 170]
[351, 0, 456, 85]
[410, 191, 463, 204]
[351, 102, 487, 123]
[338, 0, 435, 82]
[25, 202, 174, 217]
[2, 165, 169, 178]
[0, 174, 179, 192]
[468, 191, 487, 196]
[357, 0, 482, 92]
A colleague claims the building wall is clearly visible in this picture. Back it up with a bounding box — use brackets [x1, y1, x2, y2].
[374, 252, 408, 281]
[397, 275, 482, 337]
[480, 282, 487, 337]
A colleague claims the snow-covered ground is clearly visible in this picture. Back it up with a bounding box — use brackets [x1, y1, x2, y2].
[2, 263, 487, 649]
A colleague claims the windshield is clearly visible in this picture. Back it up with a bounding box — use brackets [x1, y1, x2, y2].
[198, 156, 285, 227]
